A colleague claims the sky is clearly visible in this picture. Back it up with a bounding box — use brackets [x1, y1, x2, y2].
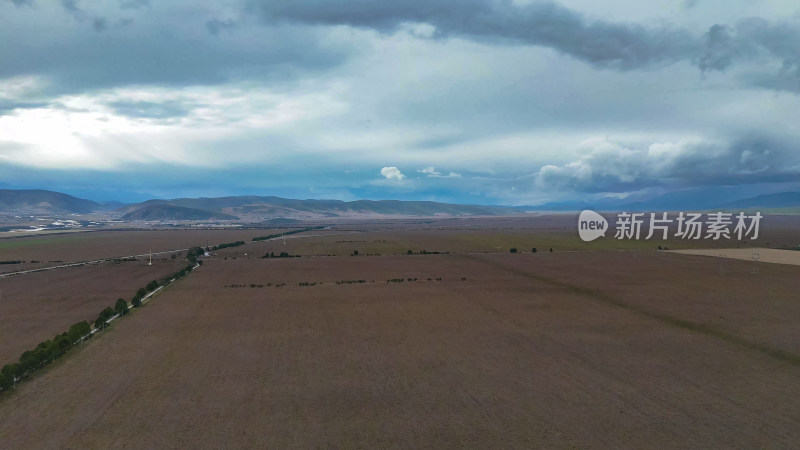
[0, 0, 799, 205]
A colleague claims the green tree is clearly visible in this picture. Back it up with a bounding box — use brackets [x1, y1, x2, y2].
[68, 321, 91, 342]
[54, 333, 71, 354]
[95, 307, 114, 330]
[510, 248, 517, 253]
[115, 298, 128, 317]
[146, 280, 159, 292]
[1, 363, 20, 389]
[532, 248, 537, 253]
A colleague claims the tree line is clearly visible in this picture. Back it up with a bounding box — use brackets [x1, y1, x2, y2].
[212, 241, 245, 250]
[252, 227, 323, 242]
[0, 247, 203, 394]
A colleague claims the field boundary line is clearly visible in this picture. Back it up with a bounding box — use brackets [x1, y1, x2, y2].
[459, 253, 800, 369]
[0, 249, 191, 278]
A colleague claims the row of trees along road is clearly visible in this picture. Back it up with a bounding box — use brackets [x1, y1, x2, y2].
[0, 246, 205, 393]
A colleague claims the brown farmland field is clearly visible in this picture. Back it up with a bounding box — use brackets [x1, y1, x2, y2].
[237, 213, 800, 258]
[671, 247, 800, 266]
[2, 247, 800, 448]
[0, 228, 295, 266]
[0, 258, 188, 363]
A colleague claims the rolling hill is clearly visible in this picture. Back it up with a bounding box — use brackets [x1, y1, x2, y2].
[716, 192, 800, 209]
[116, 196, 520, 219]
[0, 189, 102, 214]
[121, 205, 239, 221]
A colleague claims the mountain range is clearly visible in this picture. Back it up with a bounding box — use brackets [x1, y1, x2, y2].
[0, 189, 104, 214]
[1, 189, 799, 219]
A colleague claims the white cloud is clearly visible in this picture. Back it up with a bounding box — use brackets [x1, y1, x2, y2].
[380, 166, 405, 180]
[419, 166, 461, 178]
[1, 0, 799, 204]
[534, 133, 800, 193]
[0, 75, 48, 100]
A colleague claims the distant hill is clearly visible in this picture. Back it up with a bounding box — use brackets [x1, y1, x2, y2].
[716, 192, 800, 210]
[117, 196, 519, 218]
[0, 189, 102, 214]
[522, 189, 800, 213]
[121, 205, 239, 221]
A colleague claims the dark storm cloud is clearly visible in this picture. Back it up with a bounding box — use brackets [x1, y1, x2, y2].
[92, 17, 108, 32]
[3, 0, 797, 99]
[206, 19, 236, 36]
[60, 0, 87, 21]
[251, 0, 800, 81]
[694, 17, 800, 74]
[0, 100, 50, 115]
[0, 7, 355, 96]
[251, 0, 696, 70]
[695, 24, 738, 73]
[537, 132, 800, 193]
[119, 0, 148, 9]
[743, 68, 800, 94]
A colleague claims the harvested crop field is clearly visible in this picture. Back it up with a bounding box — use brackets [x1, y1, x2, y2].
[237, 213, 800, 257]
[2, 251, 800, 448]
[0, 228, 296, 264]
[671, 247, 800, 266]
[0, 258, 188, 363]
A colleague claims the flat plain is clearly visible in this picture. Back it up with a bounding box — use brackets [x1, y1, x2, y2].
[0, 228, 293, 267]
[1, 217, 800, 448]
[0, 258, 188, 364]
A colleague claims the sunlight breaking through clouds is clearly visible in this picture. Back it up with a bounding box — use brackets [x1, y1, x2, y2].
[0, 0, 799, 204]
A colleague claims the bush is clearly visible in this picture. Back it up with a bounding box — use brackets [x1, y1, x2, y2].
[510, 248, 517, 253]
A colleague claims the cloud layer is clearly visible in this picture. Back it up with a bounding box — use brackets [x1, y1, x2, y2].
[0, 0, 799, 204]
